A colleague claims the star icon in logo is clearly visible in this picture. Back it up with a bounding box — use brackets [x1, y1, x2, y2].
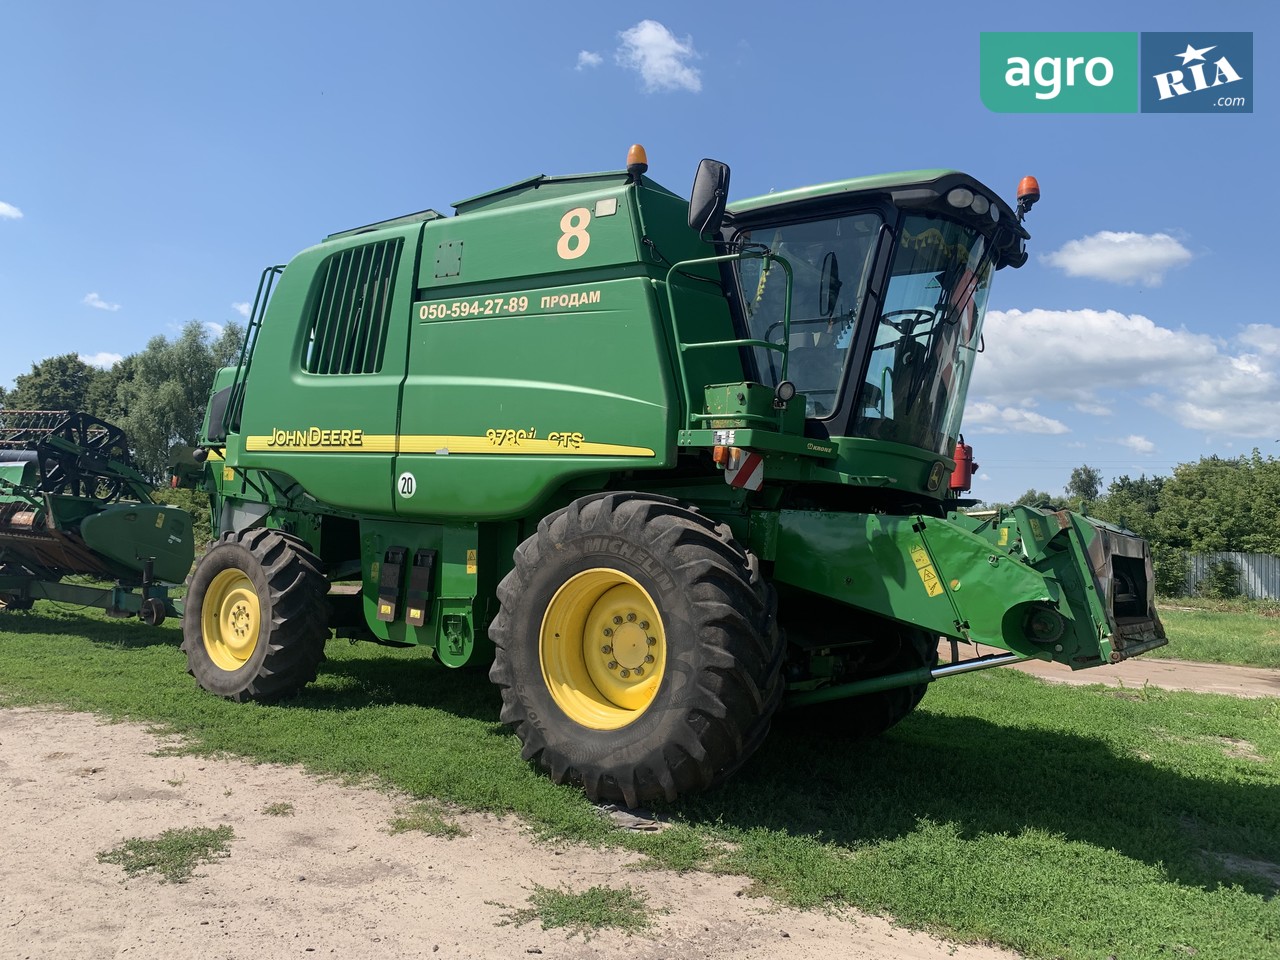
[1176, 43, 1216, 65]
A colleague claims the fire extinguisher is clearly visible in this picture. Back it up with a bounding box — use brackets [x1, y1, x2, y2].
[950, 435, 977, 493]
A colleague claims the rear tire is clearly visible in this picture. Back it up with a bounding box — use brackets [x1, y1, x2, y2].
[182, 528, 330, 703]
[489, 492, 783, 806]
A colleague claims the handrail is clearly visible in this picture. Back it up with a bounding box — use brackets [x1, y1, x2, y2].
[664, 251, 792, 429]
[226, 265, 284, 433]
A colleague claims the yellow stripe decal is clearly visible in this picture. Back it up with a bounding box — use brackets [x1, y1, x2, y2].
[244, 433, 654, 457]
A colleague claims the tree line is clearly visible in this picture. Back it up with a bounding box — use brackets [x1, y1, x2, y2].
[0, 321, 244, 483]
[986, 454, 1280, 595]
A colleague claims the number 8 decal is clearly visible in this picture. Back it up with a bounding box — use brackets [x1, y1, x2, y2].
[557, 207, 591, 260]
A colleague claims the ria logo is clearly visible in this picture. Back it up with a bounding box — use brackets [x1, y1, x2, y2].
[980, 31, 1253, 114]
[1141, 33, 1252, 112]
[1152, 42, 1243, 100]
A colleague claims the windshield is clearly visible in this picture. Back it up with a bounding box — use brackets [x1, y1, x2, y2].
[734, 213, 882, 417]
[853, 214, 993, 455]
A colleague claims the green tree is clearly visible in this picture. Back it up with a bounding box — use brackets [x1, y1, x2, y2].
[114, 321, 244, 481]
[1014, 488, 1065, 510]
[1155, 452, 1280, 555]
[3, 353, 103, 412]
[1065, 463, 1102, 508]
[83, 354, 138, 423]
[1092, 474, 1165, 540]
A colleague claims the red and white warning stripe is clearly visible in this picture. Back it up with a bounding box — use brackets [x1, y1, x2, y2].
[725, 450, 764, 491]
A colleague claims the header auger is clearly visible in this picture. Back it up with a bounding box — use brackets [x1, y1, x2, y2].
[179, 147, 1165, 805]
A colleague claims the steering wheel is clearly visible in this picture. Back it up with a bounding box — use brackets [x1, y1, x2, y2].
[880, 308, 936, 335]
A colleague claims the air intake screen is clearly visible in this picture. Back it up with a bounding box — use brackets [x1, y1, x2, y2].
[303, 239, 402, 375]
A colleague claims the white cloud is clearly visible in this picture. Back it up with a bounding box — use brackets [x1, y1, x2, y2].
[204, 321, 225, 338]
[79, 351, 123, 369]
[1040, 231, 1193, 285]
[971, 309, 1280, 439]
[82, 292, 121, 312]
[231, 301, 251, 318]
[1149, 349, 1280, 434]
[616, 20, 701, 93]
[576, 50, 602, 70]
[1072, 400, 1112, 417]
[1117, 434, 1155, 454]
[964, 401, 1070, 435]
[1239, 323, 1280, 356]
[0, 201, 22, 220]
[973, 308, 1216, 408]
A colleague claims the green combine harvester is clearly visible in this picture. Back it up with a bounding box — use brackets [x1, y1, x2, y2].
[175, 146, 1165, 805]
[0, 411, 193, 621]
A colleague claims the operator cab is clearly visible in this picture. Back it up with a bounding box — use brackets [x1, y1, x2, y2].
[720, 171, 1031, 459]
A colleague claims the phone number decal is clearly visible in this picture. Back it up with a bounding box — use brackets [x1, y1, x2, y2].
[419, 296, 530, 320]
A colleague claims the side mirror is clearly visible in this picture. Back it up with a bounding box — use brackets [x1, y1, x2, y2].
[820, 251, 842, 317]
[688, 159, 730, 237]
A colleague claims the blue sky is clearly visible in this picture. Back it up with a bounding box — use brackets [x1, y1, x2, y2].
[0, 1, 1271, 505]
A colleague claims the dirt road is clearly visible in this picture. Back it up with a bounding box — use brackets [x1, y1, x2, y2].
[5, 654, 1276, 960]
[938, 641, 1280, 698]
[0, 708, 1017, 960]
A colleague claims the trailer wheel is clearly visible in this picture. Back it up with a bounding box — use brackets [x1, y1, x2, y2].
[139, 597, 166, 627]
[182, 528, 330, 703]
[792, 624, 937, 740]
[489, 492, 783, 806]
[0, 565, 35, 610]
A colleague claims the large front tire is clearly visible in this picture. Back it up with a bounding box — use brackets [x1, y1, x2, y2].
[489, 493, 783, 807]
[181, 528, 330, 703]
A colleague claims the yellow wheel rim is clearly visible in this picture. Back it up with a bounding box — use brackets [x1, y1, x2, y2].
[540, 568, 667, 731]
[202, 568, 261, 672]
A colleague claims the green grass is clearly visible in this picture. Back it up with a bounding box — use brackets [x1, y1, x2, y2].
[97, 824, 233, 883]
[503, 883, 653, 938]
[388, 800, 467, 838]
[261, 801, 294, 816]
[1154, 600, 1280, 668]
[5, 602, 1280, 958]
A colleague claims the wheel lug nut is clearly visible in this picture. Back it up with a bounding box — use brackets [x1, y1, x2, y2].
[601, 644, 612, 654]
[603, 627, 613, 637]
[639, 621, 649, 630]
[646, 636, 657, 646]
[612, 616, 623, 625]
[626, 612, 636, 622]
[644, 654, 655, 664]
[607, 660, 618, 670]
[619, 668, 630, 679]
[634, 666, 644, 677]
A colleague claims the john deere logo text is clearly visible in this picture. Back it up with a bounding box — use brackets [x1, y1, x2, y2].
[266, 427, 365, 448]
